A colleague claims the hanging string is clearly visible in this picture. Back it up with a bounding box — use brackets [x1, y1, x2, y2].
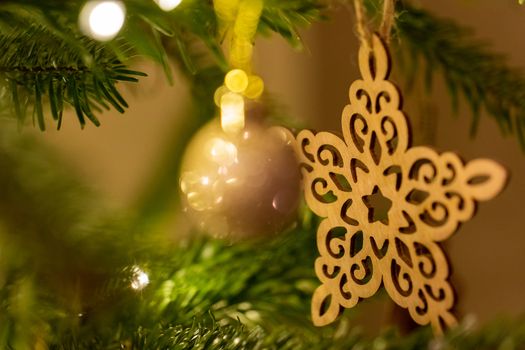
[379, 0, 395, 43]
[352, 0, 370, 48]
[352, 0, 396, 45]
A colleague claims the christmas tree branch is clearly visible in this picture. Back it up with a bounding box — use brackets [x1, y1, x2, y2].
[394, 1, 525, 150]
[0, 25, 145, 129]
[2, 0, 525, 152]
[259, 0, 325, 49]
[139, 229, 318, 329]
[0, 0, 325, 130]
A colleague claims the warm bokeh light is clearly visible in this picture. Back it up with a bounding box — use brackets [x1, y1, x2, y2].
[154, 0, 182, 12]
[244, 75, 264, 99]
[79, 1, 126, 41]
[225, 69, 249, 93]
[130, 266, 150, 290]
[208, 138, 238, 166]
[220, 92, 245, 134]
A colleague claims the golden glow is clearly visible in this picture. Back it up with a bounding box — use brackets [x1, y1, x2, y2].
[208, 138, 238, 166]
[225, 69, 249, 93]
[220, 92, 245, 134]
[131, 266, 149, 290]
[154, 0, 182, 11]
[200, 176, 210, 186]
[244, 75, 264, 99]
[213, 85, 229, 107]
[180, 171, 222, 211]
[79, 1, 126, 41]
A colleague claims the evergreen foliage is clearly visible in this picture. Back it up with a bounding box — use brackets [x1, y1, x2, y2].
[0, 0, 323, 129]
[0, 126, 523, 348]
[395, 2, 525, 149]
[0, 0, 523, 349]
[0, 25, 145, 129]
[0, 0, 525, 150]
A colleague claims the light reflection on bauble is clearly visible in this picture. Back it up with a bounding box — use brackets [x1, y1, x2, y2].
[180, 117, 300, 239]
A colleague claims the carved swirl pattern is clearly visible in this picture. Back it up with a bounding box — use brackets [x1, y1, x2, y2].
[294, 35, 507, 335]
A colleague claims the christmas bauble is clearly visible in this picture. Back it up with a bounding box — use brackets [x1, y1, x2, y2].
[179, 117, 300, 239]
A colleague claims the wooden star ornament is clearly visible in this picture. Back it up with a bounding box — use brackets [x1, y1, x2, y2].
[293, 34, 507, 335]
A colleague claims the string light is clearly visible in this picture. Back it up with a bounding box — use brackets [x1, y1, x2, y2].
[79, 1, 126, 41]
[130, 266, 150, 291]
[154, 0, 182, 12]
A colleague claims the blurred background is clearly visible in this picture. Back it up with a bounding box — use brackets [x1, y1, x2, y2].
[30, 0, 525, 328]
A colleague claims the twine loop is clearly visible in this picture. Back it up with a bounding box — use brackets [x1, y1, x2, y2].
[353, 0, 396, 47]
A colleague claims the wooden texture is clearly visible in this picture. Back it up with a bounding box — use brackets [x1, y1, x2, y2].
[293, 34, 507, 335]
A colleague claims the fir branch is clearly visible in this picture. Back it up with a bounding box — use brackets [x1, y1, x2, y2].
[0, 0, 322, 130]
[51, 313, 525, 349]
[259, 0, 326, 49]
[0, 0, 326, 131]
[139, 229, 318, 331]
[394, 1, 525, 150]
[123, 321, 263, 350]
[0, 25, 145, 129]
[52, 318, 306, 350]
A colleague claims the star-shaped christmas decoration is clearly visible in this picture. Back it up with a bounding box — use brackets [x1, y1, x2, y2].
[292, 34, 507, 334]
